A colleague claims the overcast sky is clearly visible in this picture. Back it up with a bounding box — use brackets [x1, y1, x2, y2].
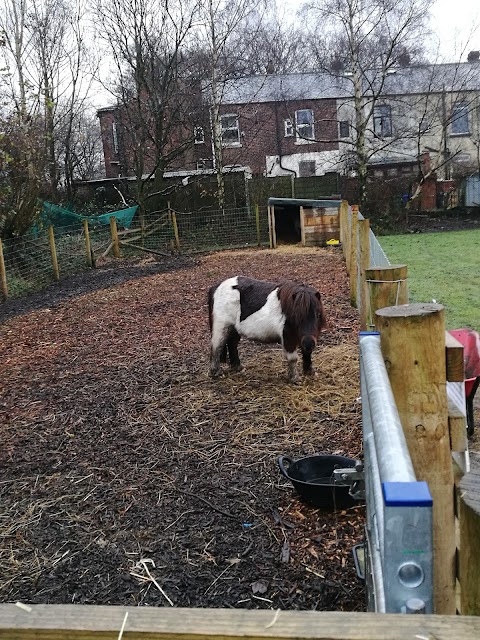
[283, 0, 480, 63]
[430, 0, 480, 61]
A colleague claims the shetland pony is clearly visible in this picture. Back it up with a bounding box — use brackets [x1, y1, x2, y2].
[208, 276, 327, 383]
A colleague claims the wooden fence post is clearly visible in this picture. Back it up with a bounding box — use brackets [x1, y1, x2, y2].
[349, 205, 358, 306]
[0, 239, 8, 300]
[255, 204, 261, 246]
[109, 216, 120, 257]
[83, 219, 93, 267]
[48, 225, 60, 280]
[343, 205, 351, 272]
[268, 205, 277, 248]
[339, 200, 347, 248]
[170, 209, 180, 250]
[365, 264, 408, 330]
[375, 303, 456, 614]
[358, 218, 370, 330]
[459, 453, 480, 615]
[299, 206, 306, 247]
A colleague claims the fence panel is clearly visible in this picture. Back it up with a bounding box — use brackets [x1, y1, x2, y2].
[0, 206, 271, 302]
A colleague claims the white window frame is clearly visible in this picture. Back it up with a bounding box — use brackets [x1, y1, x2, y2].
[194, 126, 205, 144]
[373, 105, 392, 138]
[451, 102, 469, 135]
[295, 109, 314, 144]
[284, 118, 294, 137]
[220, 114, 241, 147]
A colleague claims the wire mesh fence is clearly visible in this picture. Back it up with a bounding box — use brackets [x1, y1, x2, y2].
[0, 205, 270, 302]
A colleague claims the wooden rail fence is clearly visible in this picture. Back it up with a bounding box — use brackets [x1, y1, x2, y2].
[340, 202, 480, 615]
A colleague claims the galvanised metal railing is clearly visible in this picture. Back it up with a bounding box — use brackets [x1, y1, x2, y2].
[359, 332, 433, 613]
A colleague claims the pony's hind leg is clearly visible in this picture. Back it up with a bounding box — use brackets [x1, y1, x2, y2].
[227, 330, 243, 372]
[210, 321, 231, 378]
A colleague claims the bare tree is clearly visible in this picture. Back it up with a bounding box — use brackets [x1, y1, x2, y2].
[94, 0, 201, 221]
[0, 0, 45, 234]
[304, 0, 434, 211]
[197, 0, 266, 208]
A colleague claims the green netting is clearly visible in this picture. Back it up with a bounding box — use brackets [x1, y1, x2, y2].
[41, 202, 139, 229]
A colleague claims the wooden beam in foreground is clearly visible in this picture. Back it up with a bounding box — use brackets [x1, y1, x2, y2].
[0, 605, 479, 640]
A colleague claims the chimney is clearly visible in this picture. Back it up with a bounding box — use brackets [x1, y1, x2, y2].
[467, 50, 480, 62]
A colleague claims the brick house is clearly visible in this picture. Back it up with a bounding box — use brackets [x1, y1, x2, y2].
[97, 57, 480, 192]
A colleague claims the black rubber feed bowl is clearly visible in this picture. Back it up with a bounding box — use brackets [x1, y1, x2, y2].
[278, 454, 358, 510]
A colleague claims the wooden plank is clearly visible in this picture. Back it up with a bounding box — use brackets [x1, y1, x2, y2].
[1, 605, 480, 640]
[304, 217, 338, 226]
[445, 332, 465, 382]
[448, 397, 468, 452]
[459, 452, 480, 615]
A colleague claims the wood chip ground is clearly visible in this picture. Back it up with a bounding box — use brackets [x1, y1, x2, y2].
[0, 246, 365, 611]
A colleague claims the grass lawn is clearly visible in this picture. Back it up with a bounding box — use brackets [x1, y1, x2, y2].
[379, 229, 480, 331]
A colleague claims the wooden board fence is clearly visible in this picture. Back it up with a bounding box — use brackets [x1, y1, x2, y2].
[1, 605, 480, 640]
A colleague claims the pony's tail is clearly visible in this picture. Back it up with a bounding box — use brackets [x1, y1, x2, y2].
[208, 285, 216, 332]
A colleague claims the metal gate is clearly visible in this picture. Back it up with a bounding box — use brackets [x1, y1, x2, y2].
[356, 332, 434, 613]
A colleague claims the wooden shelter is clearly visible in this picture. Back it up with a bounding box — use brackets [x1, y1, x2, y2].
[267, 198, 341, 248]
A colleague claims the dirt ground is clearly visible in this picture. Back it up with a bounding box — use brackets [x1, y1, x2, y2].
[0, 247, 366, 611]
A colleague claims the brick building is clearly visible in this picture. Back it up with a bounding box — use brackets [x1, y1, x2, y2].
[97, 60, 480, 192]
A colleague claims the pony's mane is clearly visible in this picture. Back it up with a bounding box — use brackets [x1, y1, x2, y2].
[278, 280, 318, 320]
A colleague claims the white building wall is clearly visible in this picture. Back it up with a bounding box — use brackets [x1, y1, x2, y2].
[265, 150, 342, 177]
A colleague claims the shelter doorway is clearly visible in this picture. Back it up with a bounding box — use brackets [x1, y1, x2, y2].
[273, 205, 301, 244]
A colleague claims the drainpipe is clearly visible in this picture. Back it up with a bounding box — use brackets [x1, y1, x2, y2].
[273, 103, 297, 195]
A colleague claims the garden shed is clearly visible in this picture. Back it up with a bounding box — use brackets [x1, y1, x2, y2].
[267, 197, 341, 247]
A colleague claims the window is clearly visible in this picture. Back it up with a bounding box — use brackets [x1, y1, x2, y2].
[295, 109, 314, 142]
[373, 105, 392, 138]
[451, 103, 469, 134]
[299, 160, 316, 177]
[194, 126, 204, 144]
[220, 114, 240, 146]
[339, 120, 350, 138]
[284, 118, 294, 137]
[112, 122, 119, 154]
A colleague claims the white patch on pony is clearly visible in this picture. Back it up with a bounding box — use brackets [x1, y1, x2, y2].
[211, 277, 286, 345]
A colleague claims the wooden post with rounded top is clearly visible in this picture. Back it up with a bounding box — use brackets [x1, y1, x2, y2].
[109, 216, 120, 257]
[349, 205, 358, 306]
[339, 200, 348, 248]
[358, 218, 370, 330]
[366, 264, 408, 330]
[376, 303, 456, 614]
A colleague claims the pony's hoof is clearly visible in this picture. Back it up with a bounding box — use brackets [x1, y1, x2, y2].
[230, 364, 244, 373]
[210, 368, 224, 379]
[288, 375, 300, 385]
